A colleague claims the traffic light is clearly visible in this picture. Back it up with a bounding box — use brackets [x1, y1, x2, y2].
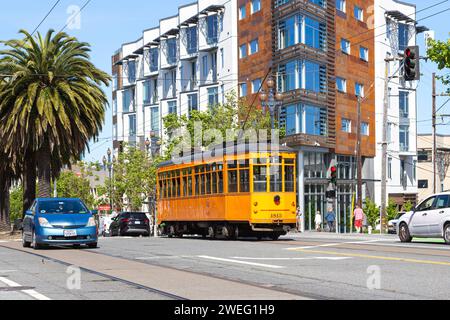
[330, 166, 337, 186]
[403, 46, 420, 81]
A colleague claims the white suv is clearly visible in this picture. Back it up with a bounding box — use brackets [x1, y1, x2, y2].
[397, 192, 450, 244]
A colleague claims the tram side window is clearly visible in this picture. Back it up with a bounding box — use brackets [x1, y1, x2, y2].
[270, 165, 283, 192]
[195, 173, 200, 196]
[239, 160, 250, 193]
[183, 173, 188, 197]
[218, 171, 224, 193]
[176, 177, 181, 197]
[188, 175, 193, 196]
[253, 165, 267, 192]
[159, 180, 164, 199]
[212, 171, 218, 194]
[206, 171, 212, 194]
[285, 165, 295, 192]
[228, 171, 238, 193]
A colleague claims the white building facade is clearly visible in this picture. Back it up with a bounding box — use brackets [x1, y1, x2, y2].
[374, 0, 419, 208]
[112, 0, 238, 154]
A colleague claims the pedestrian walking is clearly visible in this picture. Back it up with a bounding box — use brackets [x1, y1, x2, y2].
[354, 205, 364, 233]
[315, 211, 323, 232]
[325, 207, 336, 233]
[296, 207, 303, 233]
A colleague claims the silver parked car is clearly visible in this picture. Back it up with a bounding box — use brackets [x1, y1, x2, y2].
[397, 193, 450, 244]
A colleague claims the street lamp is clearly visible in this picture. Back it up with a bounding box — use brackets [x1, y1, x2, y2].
[103, 148, 113, 215]
[259, 76, 284, 130]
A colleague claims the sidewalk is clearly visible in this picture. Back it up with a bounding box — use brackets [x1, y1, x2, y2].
[286, 231, 397, 241]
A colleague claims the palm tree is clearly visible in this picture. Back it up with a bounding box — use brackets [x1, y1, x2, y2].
[0, 29, 111, 200]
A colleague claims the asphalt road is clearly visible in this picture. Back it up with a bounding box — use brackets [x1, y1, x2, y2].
[2, 232, 450, 300]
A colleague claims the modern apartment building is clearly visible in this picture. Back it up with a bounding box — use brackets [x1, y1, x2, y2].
[417, 134, 450, 201]
[112, 0, 238, 153]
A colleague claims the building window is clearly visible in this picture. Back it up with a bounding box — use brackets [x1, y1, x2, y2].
[113, 98, 117, 114]
[360, 46, 369, 61]
[398, 23, 409, 51]
[151, 107, 159, 132]
[336, 0, 346, 13]
[305, 16, 323, 50]
[278, 15, 297, 49]
[355, 83, 364, 97]
[305, 104, 326, 136]
[280, 104, 298, 136]
[127, 60, 136, 83]
[399, 91, 409, 118]
[112, 74, 118, 91]
[167, 38, 177, 64]
[251, 78, 262, 94]
[399, 125, 409, 151]
[239, 83, 247, 97]
[123, 89, 134, 113]
[341, 38, 350, 54]
[279, 60, 300, 92]
[251, 0, 261, 14]
[305, 61, 321, 93]
[188, 94, 198, 116]
[168, 101, 177, 114]
[186, 26, 198, 54]
[143, 80, 152, 105]
[207, 15, 219, 44]
[342, 119, 351, 133]
[418, 150, 430, 162]
[418, 180, 428, 189]
[149, 48, 159, 72]
[336, 77, 347, 93]
[208, 87, 219, 107]
[361, 122, 369, 136]
[202, 55, 208, 77]
[239, 5, 246, 20]
[239, 44, 247, 58]
[354, 6, 363, 21]
[249, 39, 259, 55]
[220, 48, 224, 69]
[413, 160, 417, 181]
[129, 114, 136, 136]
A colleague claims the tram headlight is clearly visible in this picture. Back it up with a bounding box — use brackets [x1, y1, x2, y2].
[253, 202, 258, 207]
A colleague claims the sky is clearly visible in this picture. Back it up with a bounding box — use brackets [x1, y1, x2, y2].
[0, 0, 450, 163]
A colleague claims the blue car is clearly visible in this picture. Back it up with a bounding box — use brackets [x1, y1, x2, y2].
[22, 198, 98, 250]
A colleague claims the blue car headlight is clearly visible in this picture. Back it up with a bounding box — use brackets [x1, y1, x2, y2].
[38, 217, 53, 228]
[86, 217, 96, 227]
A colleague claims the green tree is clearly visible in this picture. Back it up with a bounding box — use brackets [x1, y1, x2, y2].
[9, 186, 23, 223]
[427, 38, 450, 92]
[162, 92, 272, 159]
[402, 200, 414, 212]
[364, 199, 380, 229]
[103, 145, 158, 212]
[0, 29, 110, 210]
[386, 200, 399, 221]
[56, 171, 95, 209]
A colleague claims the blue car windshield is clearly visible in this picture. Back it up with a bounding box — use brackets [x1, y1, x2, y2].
[39, 200, 89, 215]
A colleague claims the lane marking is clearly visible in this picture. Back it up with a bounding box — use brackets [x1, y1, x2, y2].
[232, 257, 352, 261]
[198, 256, 285, 269]
[0, 270, 17, 274]
[291, 249, 450, 267]
[0, 277, 51, 300]
[285, 240, 381, 251]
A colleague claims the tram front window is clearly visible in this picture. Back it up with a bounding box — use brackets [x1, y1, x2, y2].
[285, 165, 295, 192]
[253, 166, 267, 192]
[270, 165, 283, 192]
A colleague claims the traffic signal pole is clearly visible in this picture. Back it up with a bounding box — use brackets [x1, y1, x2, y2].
[381, 57, 389, 234]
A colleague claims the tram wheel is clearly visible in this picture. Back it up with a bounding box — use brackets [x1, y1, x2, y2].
[208, 226, 216, 239]
[233, 226, 240, 240]
[222, 226, 234, 240]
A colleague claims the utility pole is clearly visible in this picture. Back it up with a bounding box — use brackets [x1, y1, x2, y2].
[356, 95, 362, 208]
[432, 72, 437, 194]
[381, 57, 390, 234]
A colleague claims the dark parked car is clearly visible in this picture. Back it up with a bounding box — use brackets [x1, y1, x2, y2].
[109, 212, 150, 237]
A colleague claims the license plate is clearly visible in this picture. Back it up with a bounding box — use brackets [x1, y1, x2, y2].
[135, 221, 141, 225]
[64, 230, 77, 237]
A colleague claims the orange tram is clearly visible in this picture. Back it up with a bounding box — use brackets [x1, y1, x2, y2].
[156, 144, 297, 240]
